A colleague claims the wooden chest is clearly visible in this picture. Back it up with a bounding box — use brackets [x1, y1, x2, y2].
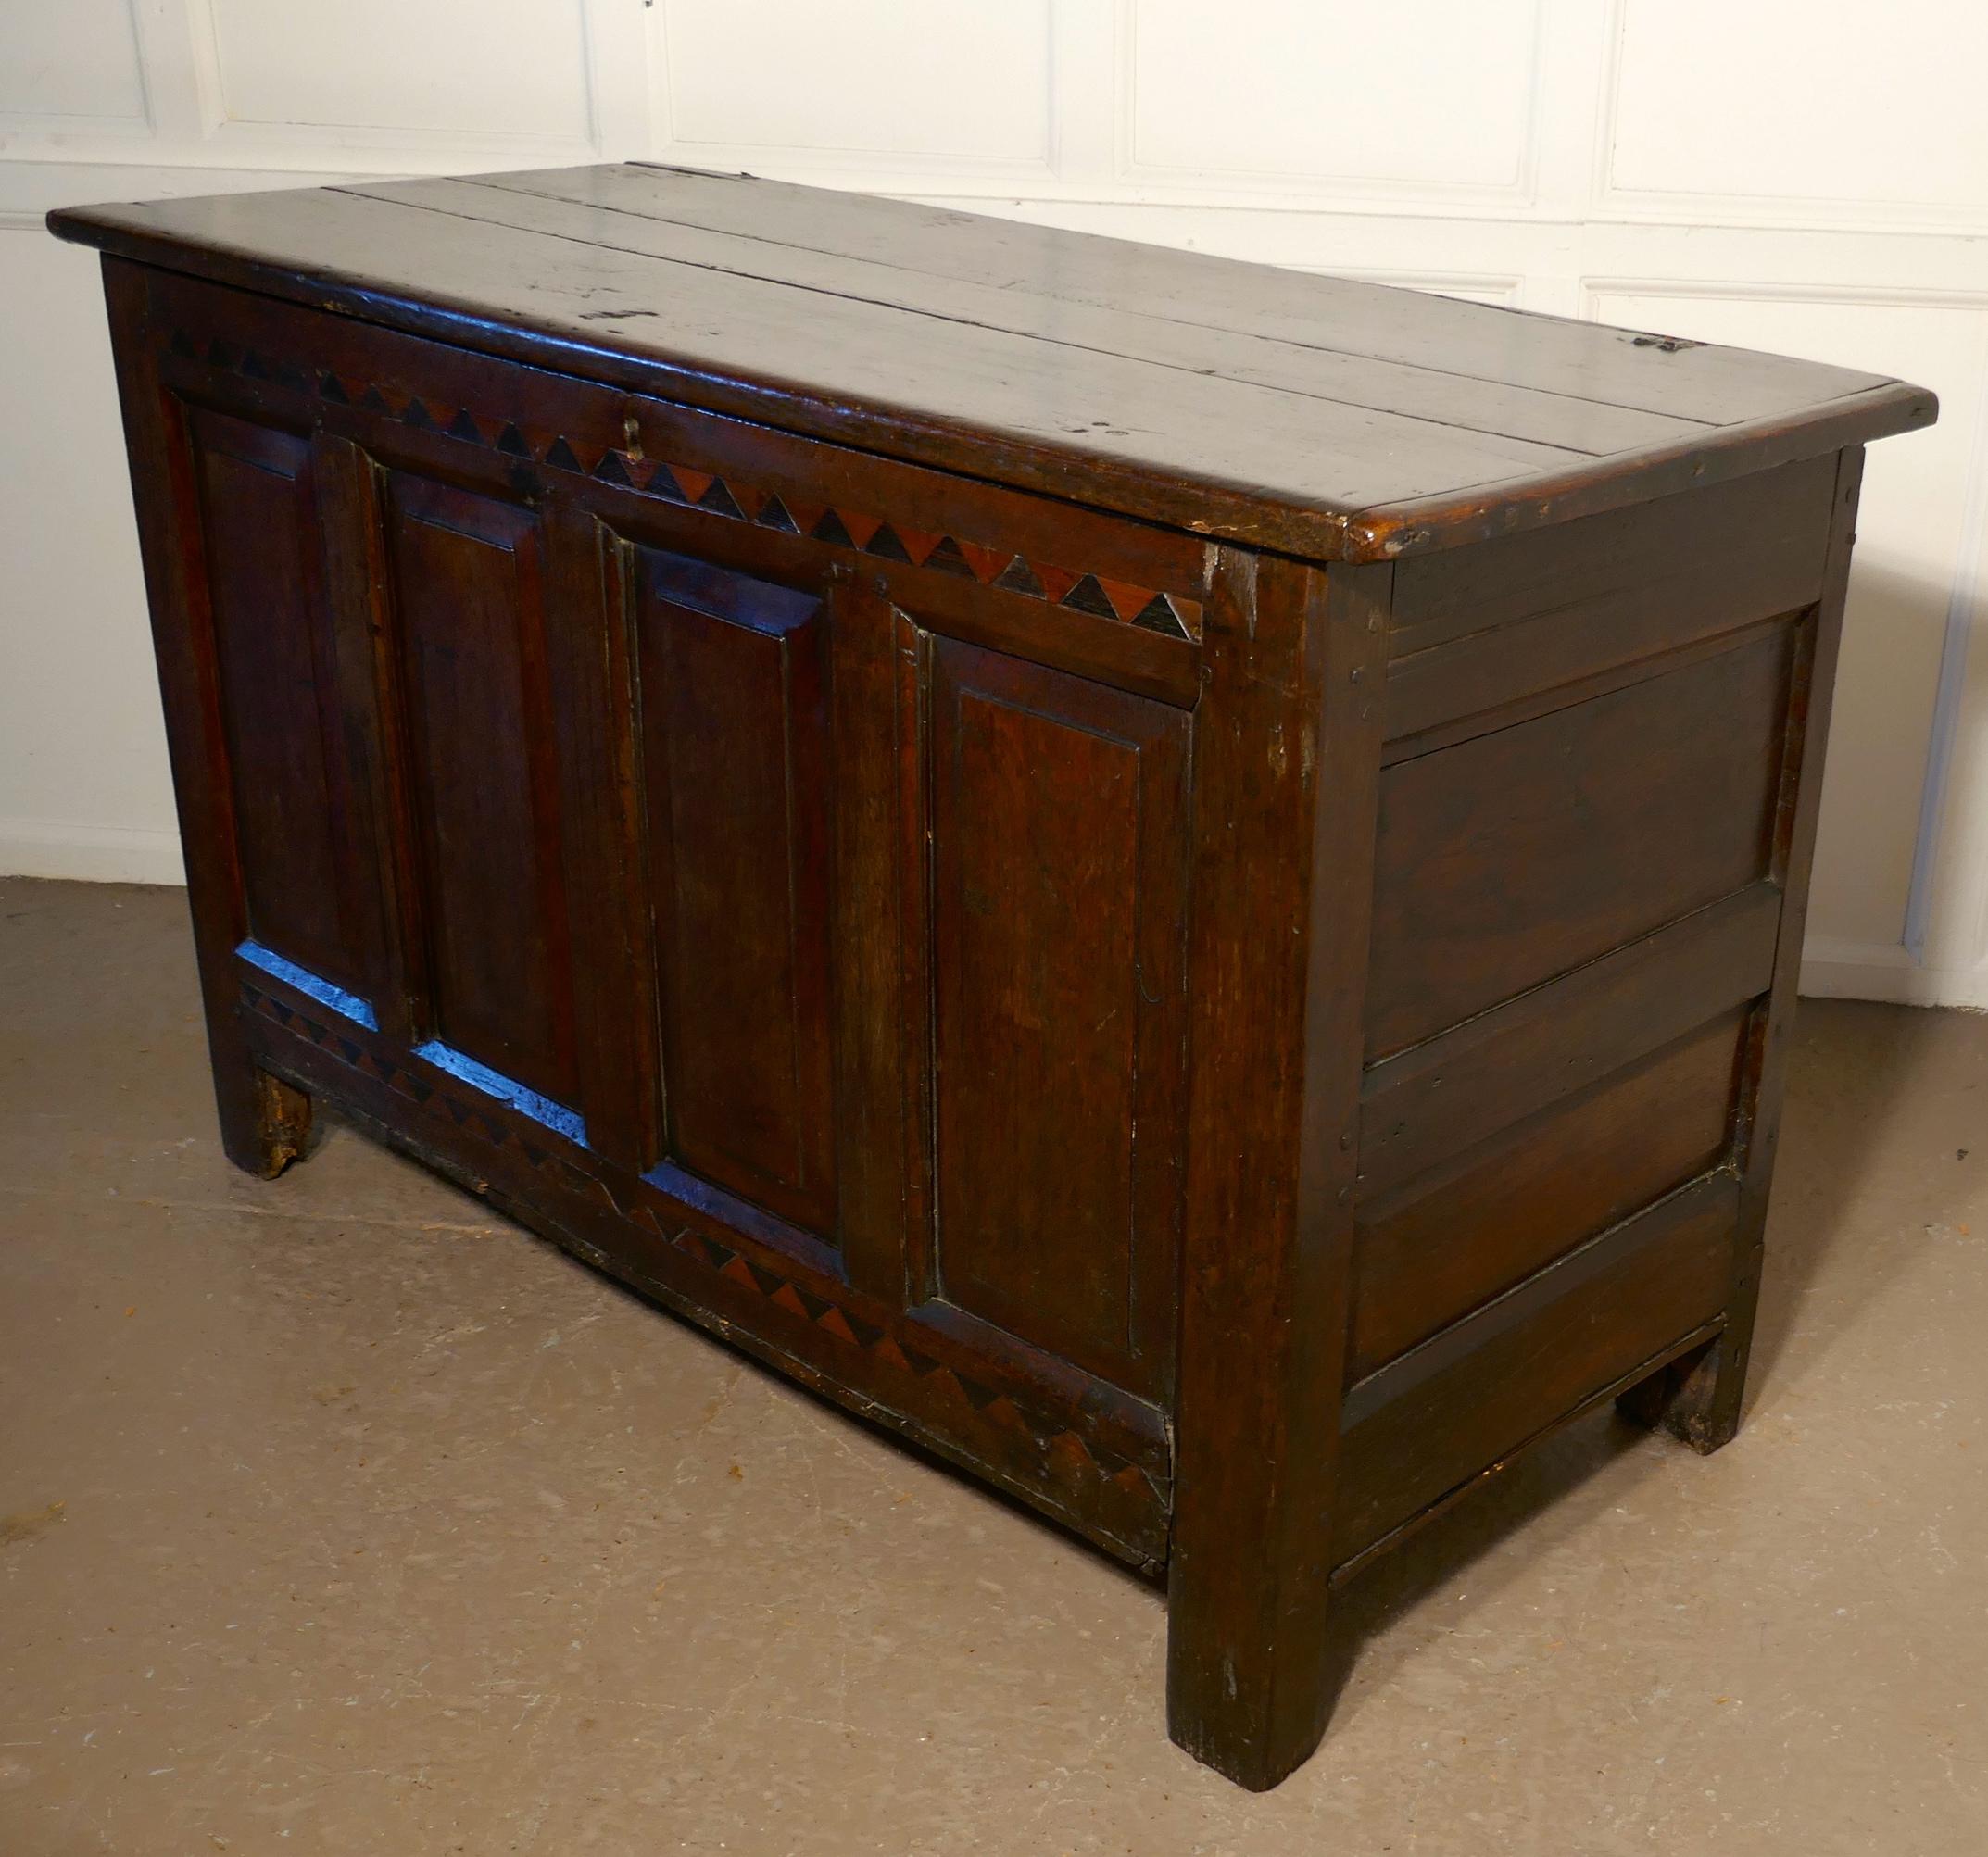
[51, 168, 1933, 1788]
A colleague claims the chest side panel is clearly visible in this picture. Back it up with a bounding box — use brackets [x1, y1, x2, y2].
[1367, 623, 1794, 1060]
[1337, 458, 1850, 1565]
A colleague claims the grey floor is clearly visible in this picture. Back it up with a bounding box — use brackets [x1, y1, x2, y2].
[4, 876, 1985, 1855]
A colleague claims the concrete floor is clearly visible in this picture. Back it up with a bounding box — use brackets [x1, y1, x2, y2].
[2, 877, 1985, 1856]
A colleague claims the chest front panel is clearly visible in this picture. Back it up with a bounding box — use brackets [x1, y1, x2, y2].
[133, 266, 1205, 1539]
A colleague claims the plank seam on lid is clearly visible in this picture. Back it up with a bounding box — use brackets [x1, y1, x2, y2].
[327, 184, 1608, 468]
[46, 175, 1937, 562]
[543, 162, 1896, 426]
[447, 172, 1723, 439]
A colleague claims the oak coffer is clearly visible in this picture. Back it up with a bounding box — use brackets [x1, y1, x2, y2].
[49, 166, 1934, 1789]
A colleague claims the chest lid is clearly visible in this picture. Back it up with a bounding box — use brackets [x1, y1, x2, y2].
[50, 163, 1933, 561]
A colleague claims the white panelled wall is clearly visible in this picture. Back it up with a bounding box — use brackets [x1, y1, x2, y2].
[4, 1, 1986, 1003]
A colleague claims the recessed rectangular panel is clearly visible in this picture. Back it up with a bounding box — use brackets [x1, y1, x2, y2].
[1335, 1177, 1739, 1563]
[925, 637, 1189, 1394]
[192, 408, 364, 998]
[1359, 885, 1780, 1203]
[633, 546, 837, 1234]
[1352, 1010, 1746, 1379]
[1367, 625, 1795, 1059]
[385, 473, 579, 1113]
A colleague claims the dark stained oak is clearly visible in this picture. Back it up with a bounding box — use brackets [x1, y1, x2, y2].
[1367, 623, 1795, 1058]
[1351, 1010, 1747, 1381]
[1383, 453, 1835, 745]
[631, 546, 837, 1235]
[471, 166, 1884, 429]
[354, 175, 1705, 460]
[186, 408, 363, 996]
[51, 169, 1932, 561]
[1335, 1173, 1740, 1564]
[384, 473, 584, 1118]
[56, 168, 1933, 1792]
[924, 637, 1189, 1396]
[1166, 555, 1390, 1789]
[1358, 882, 1783, 1203]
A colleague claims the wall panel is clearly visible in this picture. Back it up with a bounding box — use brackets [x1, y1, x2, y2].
[1126, 0, 1542, 198]
[1605, 0, 1988, 231]
[0, 2, 148, 130]
[203, 0, 596, 146]
[658, 0, 1052, 173]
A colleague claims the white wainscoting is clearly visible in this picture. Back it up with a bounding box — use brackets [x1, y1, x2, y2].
[4, 0, 1985, 1006]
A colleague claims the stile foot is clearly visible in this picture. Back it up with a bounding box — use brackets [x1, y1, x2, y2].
[1165, 1553, 1358, 1790]
[219, 1066, 313, 1180]
[1616, 1332, 1748, 1455]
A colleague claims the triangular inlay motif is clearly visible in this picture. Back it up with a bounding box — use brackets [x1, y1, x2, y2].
[1132, 593, 1192, 640]
[993, 556, 1047, 598]
[892, 526, 943, 567]
[922, 536, 976, 577]
[173, 323, 1201, 653]
[1058, 574, 1118, 619]
[756, 494, 800, 533]
[698, 477, 746, 521]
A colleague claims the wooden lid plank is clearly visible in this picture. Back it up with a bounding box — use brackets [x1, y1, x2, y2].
[49, 167, 1935, 559]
